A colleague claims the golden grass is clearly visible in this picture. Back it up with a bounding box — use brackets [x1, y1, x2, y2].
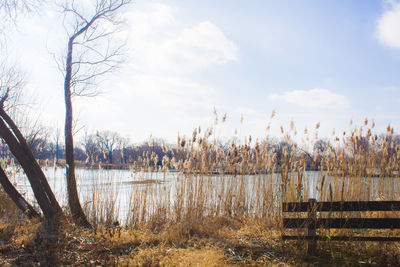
[0, 212, 399, 265]
[125, 246, 226, 267]
[0, 115, 400, 265]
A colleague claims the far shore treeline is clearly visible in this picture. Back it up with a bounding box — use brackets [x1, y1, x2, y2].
[1, 126, 399, 173]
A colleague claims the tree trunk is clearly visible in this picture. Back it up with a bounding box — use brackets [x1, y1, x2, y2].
[55, 138, 59, 164]
[0, 109, 61, 211]
[108, 150, 113, 164]
[0, 165, 39, 218]
[64, 38, 91, 228]
[0, 115, 62, 220]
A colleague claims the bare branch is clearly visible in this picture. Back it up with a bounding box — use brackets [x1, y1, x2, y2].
[60, 0, 131, 226]
[0, 0, 44, 27]
[0, 63, 24, 112]
[0, 87, 10, 109]
[61, 0, 131, 97]
[62, 6, 88, 25]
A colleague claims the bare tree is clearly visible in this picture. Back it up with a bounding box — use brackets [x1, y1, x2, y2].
[0, 0, 43, 34]
[82, 131, 100, 165]
[60, 0, 131, 227]
[53, 126, 62, 164]
[0, 72, 62, 220]
[0, 0, 65, 222]
[98, 130, 121, 164]
[0, 70, 39, 218]
[0, 0, 41, 13]
[118, 135, 129, 164]
[312, 139, 329, 167]
[14, 113, 50, 157]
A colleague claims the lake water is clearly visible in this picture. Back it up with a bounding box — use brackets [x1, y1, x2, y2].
[10, 167, 400, 224]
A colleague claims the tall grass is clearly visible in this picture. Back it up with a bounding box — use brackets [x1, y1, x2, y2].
[80, 115, 400, 234]
[0, 116, 399, 265]
[2, 114, 398, 235]
[1, 116, 400, 265]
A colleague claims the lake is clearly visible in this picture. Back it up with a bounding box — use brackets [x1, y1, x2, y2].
[10, 167, 400, 224]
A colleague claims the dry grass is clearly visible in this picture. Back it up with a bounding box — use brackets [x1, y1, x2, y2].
[1, 115, 400, 265]
[104, 116, 400, 226]
[0, 189, 22, 224]
[0, 216, 291, 266]
[1, 216, 399, 266]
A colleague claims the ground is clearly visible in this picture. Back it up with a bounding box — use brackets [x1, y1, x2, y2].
[1, 217, 400, 266]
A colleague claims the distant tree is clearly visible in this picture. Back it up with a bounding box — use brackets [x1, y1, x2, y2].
[271, 139, 295, 167]
[118, 136, 129, 164]
[19, 116, 50, 158]
[313, 139, 329, 167]
[74, 146, 87, 162]
[51, 126, 62, 164]
[97, 130, 121, 164]
[82, 132, 100, 165]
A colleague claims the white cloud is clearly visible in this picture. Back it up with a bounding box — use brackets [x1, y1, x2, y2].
[125, 3, 238, 72]
[114, 3, 238, 113]
[376, 1, 400, 48]
[127, 75, 215, 110]
[124, 3, 177, 38]
[269, 88, 350, 109]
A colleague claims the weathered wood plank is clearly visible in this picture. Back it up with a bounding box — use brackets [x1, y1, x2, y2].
[283, 201, 400, 212]
[283, 218, 400, 229]
[282, 235, 400, 241]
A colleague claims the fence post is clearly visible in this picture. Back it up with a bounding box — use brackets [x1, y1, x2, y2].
[307, 198, 317, 255]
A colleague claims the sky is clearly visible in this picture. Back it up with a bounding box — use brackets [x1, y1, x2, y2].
[3, 0, 400, 144]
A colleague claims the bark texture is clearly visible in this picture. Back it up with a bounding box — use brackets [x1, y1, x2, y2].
[0, 165, 39, 218]
[0, 107, 62, 220]
[61, 0, 131, 227]
[64, 39, 91, 228]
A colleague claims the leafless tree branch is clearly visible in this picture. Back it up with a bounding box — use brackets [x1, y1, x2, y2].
[0, 63, 24, 112]
[61, 0, 130, 97]
[60, 0, 131, 228]
[0, 0, 44, 32]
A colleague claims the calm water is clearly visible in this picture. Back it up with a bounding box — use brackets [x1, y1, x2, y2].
[12, 167, 178, 222]
[10, 167, 400, 223]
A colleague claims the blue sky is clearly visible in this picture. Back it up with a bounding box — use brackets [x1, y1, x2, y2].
[5, 0, 400, 143]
